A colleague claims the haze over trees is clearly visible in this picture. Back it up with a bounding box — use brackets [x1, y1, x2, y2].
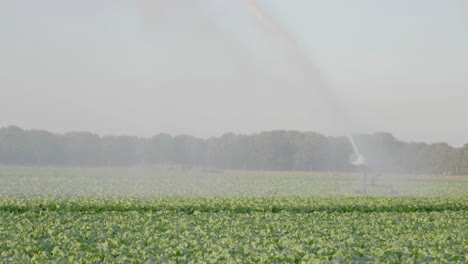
[0, 126, 466, 175]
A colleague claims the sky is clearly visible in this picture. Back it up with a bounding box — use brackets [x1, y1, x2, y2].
[1, 0, 467, 146]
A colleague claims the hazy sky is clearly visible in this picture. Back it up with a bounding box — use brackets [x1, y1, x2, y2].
[1, 0, 467, 146]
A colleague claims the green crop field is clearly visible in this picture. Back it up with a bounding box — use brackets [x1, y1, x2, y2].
[0, 167, 467, 263]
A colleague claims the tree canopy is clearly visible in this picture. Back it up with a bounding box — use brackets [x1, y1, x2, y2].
[0, 126, 466, 174]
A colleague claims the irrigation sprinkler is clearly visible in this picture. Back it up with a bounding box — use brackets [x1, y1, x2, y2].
[350, 153, 397, 195]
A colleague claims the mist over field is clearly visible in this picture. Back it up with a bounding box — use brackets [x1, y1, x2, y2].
[1, 1, 468, 263]
[0, 0, 467, 197]
[1, 166, 467, 200]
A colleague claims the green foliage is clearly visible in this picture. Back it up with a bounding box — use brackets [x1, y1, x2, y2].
[1, 197, 467, 263]
[1, 169, 466, 262]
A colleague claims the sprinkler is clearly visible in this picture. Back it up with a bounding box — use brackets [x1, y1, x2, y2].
[350, 153, 397, 195]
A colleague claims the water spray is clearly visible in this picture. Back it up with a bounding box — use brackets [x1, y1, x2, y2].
[242, 1, 400, 195]
[348, 135, 366, 166]
[242, 0, 364, 164]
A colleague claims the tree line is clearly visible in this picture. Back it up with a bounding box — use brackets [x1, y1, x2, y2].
[0, 126, 467, 174]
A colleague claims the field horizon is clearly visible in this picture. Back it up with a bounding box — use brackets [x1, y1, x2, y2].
[1, 166, 467, 199]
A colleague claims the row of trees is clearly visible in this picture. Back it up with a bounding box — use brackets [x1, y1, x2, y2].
[0, 126, 467, 174]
